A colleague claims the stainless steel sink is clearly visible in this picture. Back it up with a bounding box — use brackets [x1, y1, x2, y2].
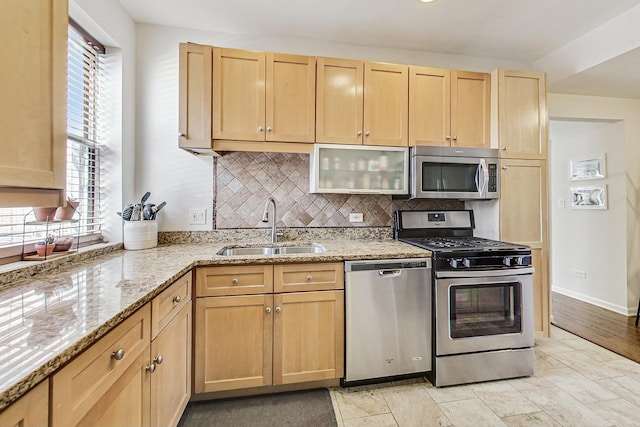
[218, 243, 326, 256]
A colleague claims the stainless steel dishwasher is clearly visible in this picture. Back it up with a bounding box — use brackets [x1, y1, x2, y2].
[344, 258, 432, 383]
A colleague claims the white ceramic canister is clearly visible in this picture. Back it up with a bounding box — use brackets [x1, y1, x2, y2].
[123, 220, 158, 250]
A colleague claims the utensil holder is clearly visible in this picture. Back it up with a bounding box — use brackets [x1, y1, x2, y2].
[123, 220, 158, 250]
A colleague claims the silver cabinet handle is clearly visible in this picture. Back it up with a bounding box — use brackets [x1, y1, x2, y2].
[452, 136, 458, 141]
[266, 307, 272, 313]
[357, 130, 363, 136]
[502, 146, 507, 150]
[111, 348, 125, 360]
[365, 131, 370, 136]
[232, 278, 239, 285]
[502, 166, 508, 170]
[306, 275, 312, 281]
[178, 132, 186, 137]
[275, 306, 282, 313]
[173, 295, 182, 303]
[266, 126, 272, 131]
[146, 363, 156, 373]
[154, 355, 164, 365]
[446, 135, 452, 140]
[258, 126, 264, 132]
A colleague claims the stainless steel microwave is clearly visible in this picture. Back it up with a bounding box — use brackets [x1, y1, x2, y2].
[410, 146, 499, 200]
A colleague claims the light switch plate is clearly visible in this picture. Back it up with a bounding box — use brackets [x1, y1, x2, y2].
[349, 213, 364, 223]
[189, 208, 206, 225]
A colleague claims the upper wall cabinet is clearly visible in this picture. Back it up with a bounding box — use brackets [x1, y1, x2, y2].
[492, 70, 547, 159]
[409, 67, 490, 148]
[0, 0, 67, 207]
[316, 58, 408, 147]
[213, 48, 316, 144]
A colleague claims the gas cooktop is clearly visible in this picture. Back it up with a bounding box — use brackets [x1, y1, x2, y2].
[400, 236, 529, 253]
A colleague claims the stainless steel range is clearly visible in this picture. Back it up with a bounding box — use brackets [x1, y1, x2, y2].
[394, 210, 535, 387]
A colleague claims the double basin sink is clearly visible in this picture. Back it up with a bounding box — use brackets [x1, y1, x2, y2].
[218, 243, 326, 256]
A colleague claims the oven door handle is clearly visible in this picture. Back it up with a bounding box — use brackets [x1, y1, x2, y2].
[435, 267, 534, 279]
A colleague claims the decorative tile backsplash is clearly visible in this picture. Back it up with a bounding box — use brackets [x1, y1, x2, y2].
[214, 152, 462, 229]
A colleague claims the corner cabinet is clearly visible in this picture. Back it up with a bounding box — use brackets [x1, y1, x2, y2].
[0, 0, 67, 207]
[409, 66, 490, 148]
[194, 263, 344, 393]
[310, 144, 409, 194]
[0, 379, 48, 427]
[316, 58, 408, 147]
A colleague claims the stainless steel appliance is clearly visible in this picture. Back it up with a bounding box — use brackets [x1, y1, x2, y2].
[344, 258, 432, 384]
[410, 146, 499, 200]
[394, 210, 534, 387]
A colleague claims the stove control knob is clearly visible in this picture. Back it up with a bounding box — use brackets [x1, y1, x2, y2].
[463, 258, 471, 268]
[449, 258, 459, 268]
[516, 256, 530, 266]
[503, 257, 512, 267]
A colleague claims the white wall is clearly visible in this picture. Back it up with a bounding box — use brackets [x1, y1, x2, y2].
[549, 120, 626, 313]
[548, 93, 640, 314]
[134, 23, 532, 231]
[70, 0, 136, 243]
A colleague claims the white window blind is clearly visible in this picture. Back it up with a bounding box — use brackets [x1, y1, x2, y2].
[0, 20, 105, 249]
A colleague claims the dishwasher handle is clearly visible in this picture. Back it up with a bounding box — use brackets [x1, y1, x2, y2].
[378, 269, 401, 278]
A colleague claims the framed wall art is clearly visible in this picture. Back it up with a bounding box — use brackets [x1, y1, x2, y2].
[570, 186, 607, 209]
[569, 154, 606, 181]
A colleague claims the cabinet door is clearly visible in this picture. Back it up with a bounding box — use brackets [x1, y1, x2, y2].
[409, 66, 450, 146]
[266, 53, 315, 143]
[495, 70, 547, 159]
[178, 43, 212, 151]
[364, 62, 409, 147]
[0, 0, 66, 206]
[213, 48, 265, 141]
[451, 71, 490, 148]
[500, 159, 549, 336]
[151, 302, 192, 427]
[316, 57, 364, 145]
[273, 290, 344, 384]
[0, 379, 48, 427]
[194, 295, 273, 393]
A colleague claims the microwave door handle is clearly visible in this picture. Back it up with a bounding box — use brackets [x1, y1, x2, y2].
[478, 159, 489, 195]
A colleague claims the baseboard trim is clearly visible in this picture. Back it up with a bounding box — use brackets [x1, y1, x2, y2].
[552, 287, 632, 316]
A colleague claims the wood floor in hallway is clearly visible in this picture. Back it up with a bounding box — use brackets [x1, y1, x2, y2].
[552, 291, 640, 363]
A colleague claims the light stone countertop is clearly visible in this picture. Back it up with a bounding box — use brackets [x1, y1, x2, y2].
[0, 239, 431, 410]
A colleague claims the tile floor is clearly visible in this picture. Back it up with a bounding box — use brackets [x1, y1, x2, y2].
[329, 326, 640, 426]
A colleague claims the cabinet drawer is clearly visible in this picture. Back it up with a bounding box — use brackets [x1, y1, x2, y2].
[274, 263, 344, 293]
[51, 305, 150, 427]
[151, 272, 192, 339]
[195, 265, 273, 297]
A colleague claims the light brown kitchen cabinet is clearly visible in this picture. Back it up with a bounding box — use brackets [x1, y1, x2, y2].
[0, 379, 48, 427]
[51, 305, 152, 427]
[194, 262, 344, 394]
[499, 158, 549, 337]
[492, 69, 547, 159]
[409, 66, 490, 148]
[316, 57, 408, 147]
[212, 48, 316, 144]
[0, 0, 67, 207]
[178, 43, 213, 153]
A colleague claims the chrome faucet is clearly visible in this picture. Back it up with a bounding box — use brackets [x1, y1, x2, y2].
[261, 197, 278, 243]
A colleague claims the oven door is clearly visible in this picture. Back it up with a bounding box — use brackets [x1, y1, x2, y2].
[411, 155, 497, 200]
[434, 268, 534, 356]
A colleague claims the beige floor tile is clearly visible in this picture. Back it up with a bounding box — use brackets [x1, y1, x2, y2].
[329, 388, 346, 427]
[333, 388, 391, 420]
[471, 383, 540, 418]
[534, 337, 576, 355]
[426, 383, 477, 404]
[549, 326, 578, 341]
[534, 349, 567, 372]
[595, 375, 640, 407]
[501, 411, 562, 427]
[343, 413, 398, 427]
[540, 367, 619, 403]
[551, 350, 622, 380]
[380, 384, 452, 427]
[506, 376, 556, 391]
[592, 398, 639, 426]
[603, 357, 640, 376]
[521, 386, 613, 426]
[439, 398, 506, 427]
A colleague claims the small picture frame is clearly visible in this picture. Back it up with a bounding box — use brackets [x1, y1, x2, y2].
[569, 154, 606, 181]
[570, 186, 607, 209]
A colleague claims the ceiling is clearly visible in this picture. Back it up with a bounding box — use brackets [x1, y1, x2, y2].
[119, 0, 640, 99]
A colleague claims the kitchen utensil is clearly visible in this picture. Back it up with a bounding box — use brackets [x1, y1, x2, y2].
[120, 204, 134, 221]
[151, 201, 166, 219]
[131, 204, 142, 221]
[141, 191, 151, 206]
[142, 203, 155, 220]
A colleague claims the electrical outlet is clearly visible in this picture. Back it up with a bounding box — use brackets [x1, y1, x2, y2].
[349, 213, 364, 223]
[573, 269, 586, 279]
[189, 208, 206, 225]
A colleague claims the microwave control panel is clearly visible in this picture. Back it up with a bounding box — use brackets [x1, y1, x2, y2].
[488, 164, 497, 192]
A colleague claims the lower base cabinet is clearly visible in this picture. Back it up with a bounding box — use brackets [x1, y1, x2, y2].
[194, 263, 344, 394]
[0, 378, 49, 427]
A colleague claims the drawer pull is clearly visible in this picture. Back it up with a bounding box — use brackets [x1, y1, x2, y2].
[306, 275, 313, 281]
[146, 363, 156, 373]
[173, 295, 182, 303]
[154, 355, 164, 365]
[111, 348, 125, 361]
[232, 278, 239, 285]
[275, 306, 282, 313]
[265, 307, 272, 313]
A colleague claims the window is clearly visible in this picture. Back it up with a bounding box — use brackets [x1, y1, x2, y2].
[0, 20, 105, 253]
